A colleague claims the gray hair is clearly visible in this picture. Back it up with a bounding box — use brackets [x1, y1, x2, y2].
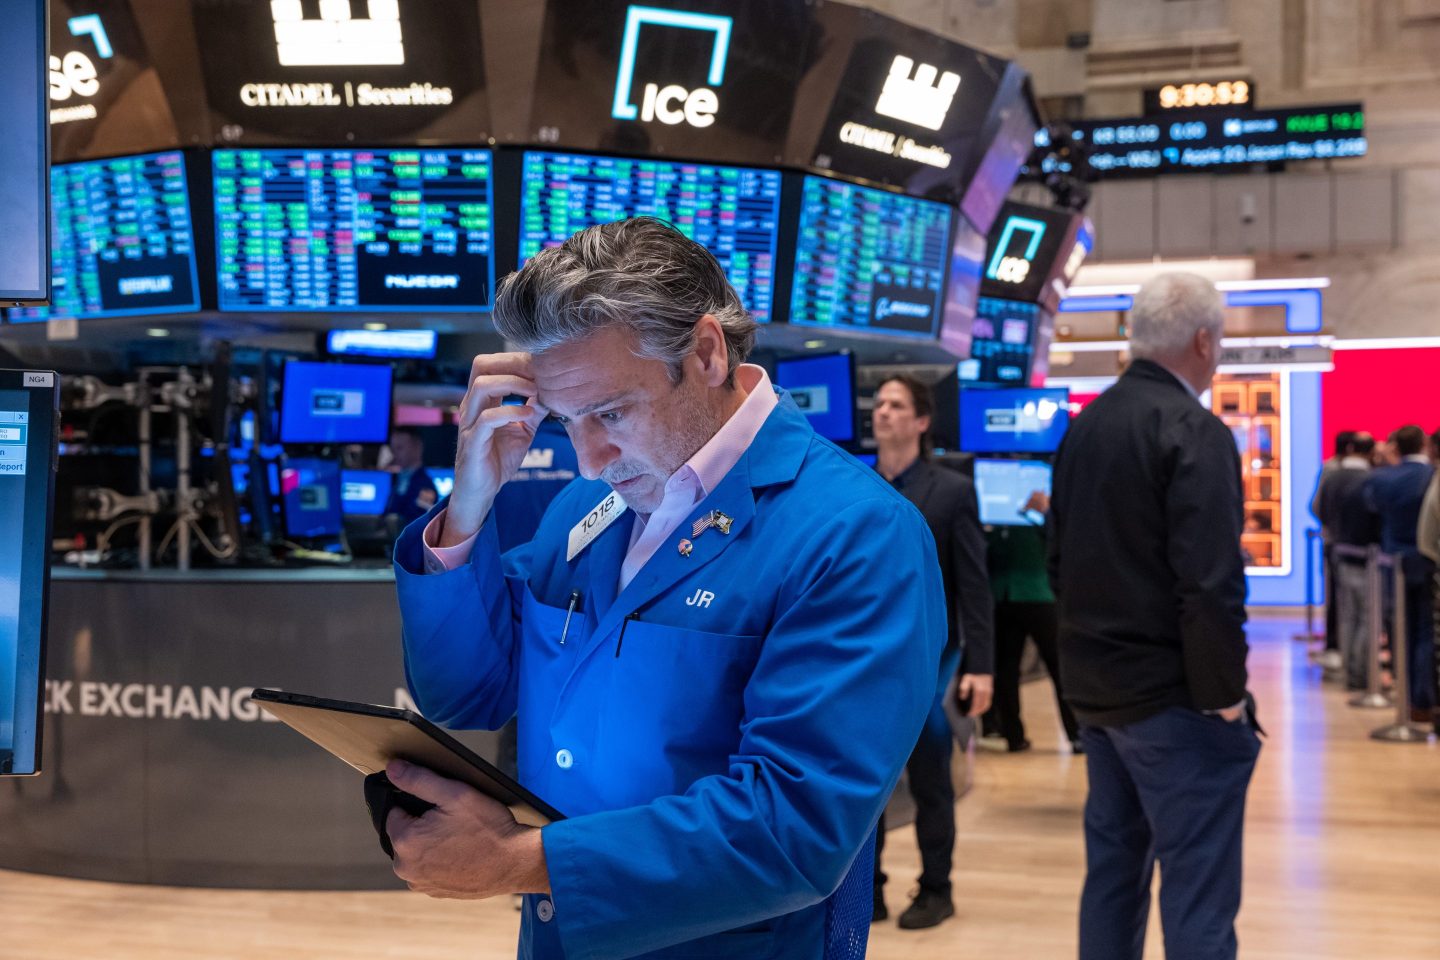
[492, 217, 756, 385]
[1127, 272, 1224, 361]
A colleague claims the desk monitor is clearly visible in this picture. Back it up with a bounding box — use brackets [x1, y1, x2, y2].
[959, 386, 1069, 454]
[326, 329, 438, 361]
[775, 352, 857, 444]
[280, 458, 344, 540]
[342, 470, 394, 516]
[429, 467, 455, 500]
[279, 361, 393, 445]
[973, 458, 1051, 527]
[789, 175, 954, 338]
[0, 369, 59, 776]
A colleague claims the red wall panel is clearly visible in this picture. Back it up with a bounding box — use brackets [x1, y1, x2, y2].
[1321, 346, 1440, 454]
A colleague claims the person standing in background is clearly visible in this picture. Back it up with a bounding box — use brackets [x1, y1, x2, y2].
[870, 373, 994, 930]
[987, 488, 1081, 754]
[1049, 273, 1259, 960]
[1363, 425, 1436, 723]
[384, 426, 438, 526]
[1315, 432, 1379, 688]
[1420, 428, 1440, 722]
[1311, 431, 1359, 669]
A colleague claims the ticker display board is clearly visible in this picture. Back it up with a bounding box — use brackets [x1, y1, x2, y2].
[520, 151, 781, 322]
[191, 0, 488, 144]
[529, 0, 814, 164]
[790, 175, 953, 338]
[1068, 103, 1365, 177]
[8, 152, 199, 322]
[214, 148, 495, 312]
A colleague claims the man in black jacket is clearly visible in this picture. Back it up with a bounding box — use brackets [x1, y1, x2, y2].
[1048, 273, 1259, 960]
[870, 373, 994, 930]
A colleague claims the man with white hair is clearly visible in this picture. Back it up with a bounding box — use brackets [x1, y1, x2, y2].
[1048, 272, 1260, 960]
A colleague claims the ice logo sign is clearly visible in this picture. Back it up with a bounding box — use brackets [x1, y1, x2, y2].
[985, 216, 1048, 286]
[874, 55, 960, 132]
[610, 6, 732, 129]
[270, 0, 405, 67]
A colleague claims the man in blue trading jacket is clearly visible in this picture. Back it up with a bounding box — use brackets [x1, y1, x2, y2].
[386, 218, 946, 960]
[384, 426, 438, 526]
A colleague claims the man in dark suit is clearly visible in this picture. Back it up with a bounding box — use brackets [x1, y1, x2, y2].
[1048, 273, 1259, 960]
[384, 426, 439, 526]
[1314, 432, 1378, 688]
[869, 373, 993, 930]
[1363, 424, 1436, 720]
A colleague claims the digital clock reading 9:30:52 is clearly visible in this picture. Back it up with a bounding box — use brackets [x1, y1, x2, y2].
[1157, 81, 1251, 110]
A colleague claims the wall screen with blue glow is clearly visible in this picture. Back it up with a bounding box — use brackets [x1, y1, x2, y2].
[214, 149, 495, 312]
[8, 152, 200, 322]
[790, 176, 953, 338]
[520, 152, 781, 322]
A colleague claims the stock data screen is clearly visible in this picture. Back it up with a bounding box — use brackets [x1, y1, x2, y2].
[8, 152, 200, 322]
[520, 152, 781, 322]
[214, 149, 495, 312]
[790, 176, 953, 338]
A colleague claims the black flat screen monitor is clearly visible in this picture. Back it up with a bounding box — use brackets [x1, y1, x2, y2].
[774, 352, 857, 444]
[214, 148, 496, 312]
[280, 361, 393, 445]
[0, 0, 47, 303]
[8, 152, 200, 322]
[973, 457, 1051, 527]
[0, 369, 58, 776]
[960, 297, 1039, 385]
[959, 386, 1069, 454]
[281, 457, 344, 540]
[326, 328, 438, 360]
[789, 175, 953, 338]
[519, 151, 781, 323]
[341, 469, 394, 516]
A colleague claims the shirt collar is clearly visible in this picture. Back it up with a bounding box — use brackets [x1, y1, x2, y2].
[1340, 456, 1371, 469]
[664, 364, 777, 500]
[1405, 454, 1432, 465]
[1155, 361, 1202, 401]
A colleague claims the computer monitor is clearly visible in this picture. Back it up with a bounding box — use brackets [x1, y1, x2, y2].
[962, 297, 1040, 385]
[341, 469, 394, 516]
[326, 329, 438, 360]
[0, 368, 59, 776]
[519, 151, 782, 322]
[775, 352, 857, 444]
[213, 148, 496, 312]
[7, 152, 202, 322]
[429, 467, 455, 500]
[959, 386, 1069, 454]
[280, 458, 344, 540]
[973, 458, 1052, 527]
[789, 175, 954, 338]
[279, 361, 393, 445]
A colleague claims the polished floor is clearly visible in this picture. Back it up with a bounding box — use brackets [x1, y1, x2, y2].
[2, 615, 1438, 959]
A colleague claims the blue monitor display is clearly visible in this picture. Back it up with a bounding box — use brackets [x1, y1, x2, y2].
[0, 0, 46, 302]
[959, 386, 1069, 454]
[973, 458, 1052, 527]
[520, 152, 782, 322]
[0, 369, 59, 775]
[775, 352, 856, 444]
[280, 458, 344, 539]
[326, 328, 438, 360]
[214, 149, 495, 312]
[280, 361, 393, 445]
[962, 297, 1038, 385]
[429, 467, 455, 500]
[790, 176, 953, 338]
[8, 152, 200, 322]
[341, 469, 394, 516]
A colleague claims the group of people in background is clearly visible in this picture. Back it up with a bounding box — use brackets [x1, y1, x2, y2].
[1313, 426, 1440, 723]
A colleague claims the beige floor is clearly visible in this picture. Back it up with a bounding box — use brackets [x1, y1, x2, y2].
[2, 616, 1438, 959]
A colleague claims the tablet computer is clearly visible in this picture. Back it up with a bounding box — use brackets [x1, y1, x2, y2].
[251, 689, 564, 826]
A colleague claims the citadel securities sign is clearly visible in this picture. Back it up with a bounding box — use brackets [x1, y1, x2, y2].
[192, 0, 489, 144]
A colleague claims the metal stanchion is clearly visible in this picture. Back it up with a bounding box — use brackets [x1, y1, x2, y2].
[1349, 545, 1393, 709]
[1296, 527, 1325, 643]
[1371, 556, 1432, 742]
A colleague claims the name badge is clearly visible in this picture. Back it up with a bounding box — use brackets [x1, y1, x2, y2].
[567, 491, 628, 561]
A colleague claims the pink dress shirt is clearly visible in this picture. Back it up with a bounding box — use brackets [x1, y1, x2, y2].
[422, 364, 779, 592]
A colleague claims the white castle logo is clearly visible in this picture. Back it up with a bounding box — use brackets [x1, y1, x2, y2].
[874, 55, 960, 131]
[270, 0, 405, 67]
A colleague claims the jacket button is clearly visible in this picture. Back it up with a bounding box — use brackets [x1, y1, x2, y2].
[536, 898, 555, 923]
[555, 748, 573, 769]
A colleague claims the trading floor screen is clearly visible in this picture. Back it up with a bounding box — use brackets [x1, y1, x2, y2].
[520, 152, 781, 322]
[214, 149, 495, 312]
[8, 152, 201, 322]
[790, 176, 953, 338]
